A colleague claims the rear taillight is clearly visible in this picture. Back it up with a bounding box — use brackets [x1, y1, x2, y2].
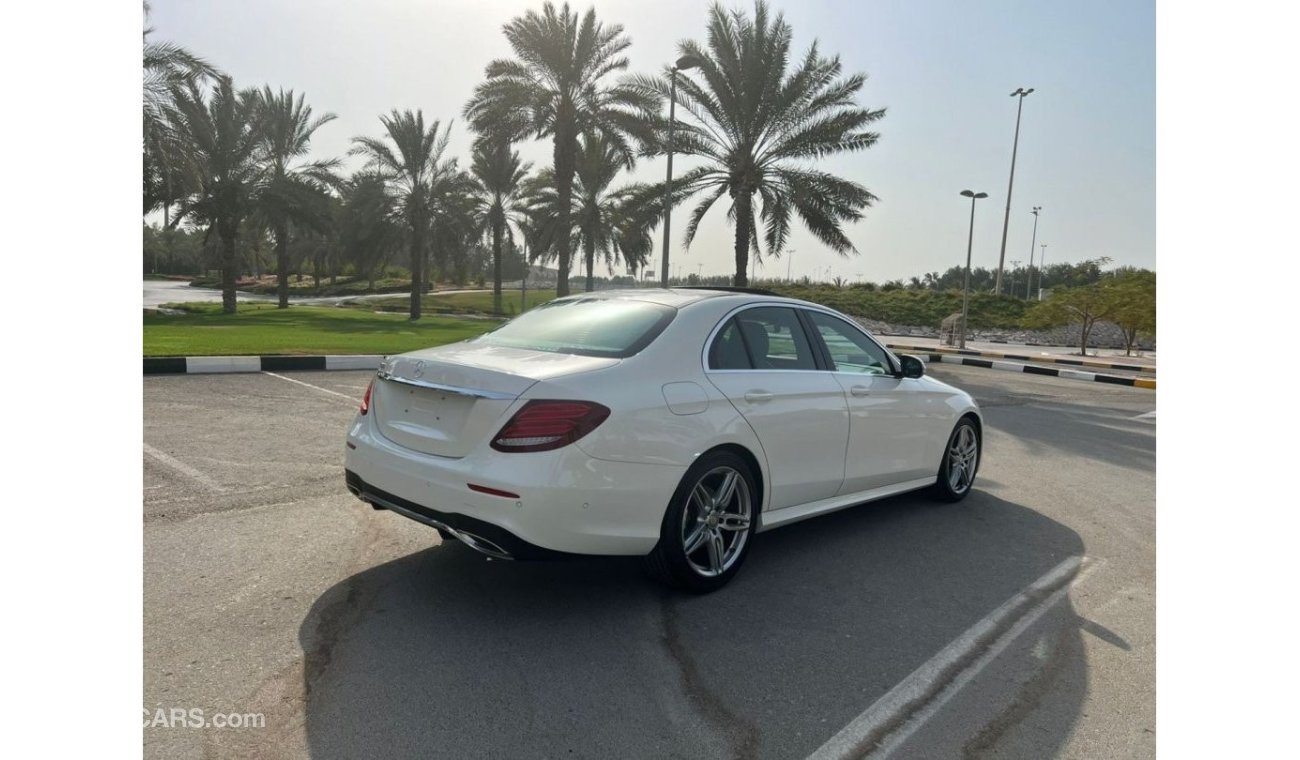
[491, 400, 611, 453]
[360, 379, 373, 415]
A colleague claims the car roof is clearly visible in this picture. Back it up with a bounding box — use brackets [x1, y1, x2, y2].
[551, 288, 805, 309]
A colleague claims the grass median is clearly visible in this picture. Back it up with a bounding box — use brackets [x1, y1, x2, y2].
[144, 303, 497, 356]
[348, 288, 558, 316]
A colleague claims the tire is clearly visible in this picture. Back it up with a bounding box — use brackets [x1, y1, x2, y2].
[645, 451, 759, 593]
[932, 417, 980, 502]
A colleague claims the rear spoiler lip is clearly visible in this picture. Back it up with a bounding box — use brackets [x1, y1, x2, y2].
[376, 369, 519, 400]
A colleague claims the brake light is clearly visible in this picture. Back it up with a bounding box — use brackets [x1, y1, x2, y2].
[491, 400, 611, 453]
[360, 379, 373, 415]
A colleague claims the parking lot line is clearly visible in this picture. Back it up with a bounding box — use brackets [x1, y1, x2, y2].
[143, 442, 226, 492]
[807, 555, 1089, 760]
[262, 371, 360, 406]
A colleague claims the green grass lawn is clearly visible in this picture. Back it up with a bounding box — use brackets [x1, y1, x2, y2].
[144, 303, 496, 356]
[356, 288, 558, 316]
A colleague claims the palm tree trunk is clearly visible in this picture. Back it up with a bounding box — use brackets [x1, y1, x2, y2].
[733, 192, 754, 287]
[275, 222, 290, 309]
[492, 215, 503, 316]
[585, 237, 596, 292]
[220, 220, 238, 314]
[409, 220, 424, 320]
[554, 132, 575, 297]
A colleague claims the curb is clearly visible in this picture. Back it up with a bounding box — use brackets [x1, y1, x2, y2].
[886, 343, 1156, 375]
[144, 355, 382, 374]
[914, 353, 1155, 390]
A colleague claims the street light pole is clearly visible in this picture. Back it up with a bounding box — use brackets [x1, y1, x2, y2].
[960, 190, 989, 349]
[1025, 206, 1041, 299]
[1037, 243, 1048, 300]
[660, 55, 703, 288]
[995, 87, 1034, 295]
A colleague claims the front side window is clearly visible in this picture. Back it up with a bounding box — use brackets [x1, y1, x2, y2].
[807, 311, 894, 375]
[475, 297, 675, 358]
[708, 307, 818, 370]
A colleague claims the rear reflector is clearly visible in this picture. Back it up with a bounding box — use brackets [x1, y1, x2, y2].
[468, 483, 521, 499]
[491, 400, 611, 453]
[360, 379, 373, 415]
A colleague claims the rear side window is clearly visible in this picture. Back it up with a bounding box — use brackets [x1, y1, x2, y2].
[708, 307, 818, 370]
[475, 298, 675, 358]
[709, 319, 752, 369]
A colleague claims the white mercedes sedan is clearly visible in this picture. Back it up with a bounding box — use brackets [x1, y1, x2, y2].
[344, 288, 982, 592]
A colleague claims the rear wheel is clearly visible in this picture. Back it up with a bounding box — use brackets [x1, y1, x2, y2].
[646, 451, 758, 593]
[932, 418, 980, 502]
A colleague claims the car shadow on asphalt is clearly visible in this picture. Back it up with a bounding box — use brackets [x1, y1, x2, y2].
[290, 491, 1089, 760]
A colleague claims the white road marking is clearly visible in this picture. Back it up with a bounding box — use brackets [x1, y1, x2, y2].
[807, 556, 1091, 760]
[262, 371, 359, 406]
[1133, 410, 1156, 420]
[142, 443, 226, 492]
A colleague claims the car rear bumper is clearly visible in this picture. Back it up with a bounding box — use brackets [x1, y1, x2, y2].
[344, 413, 684, 557]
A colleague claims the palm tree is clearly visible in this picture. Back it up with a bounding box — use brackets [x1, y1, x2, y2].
[464, 1, 656, 297]
[350, 111, 459, 319]
[521, 154, 656, 292]
[171, 77, 262, 313]
[339, 172, 401, 291]
[427, 172, 481, 287]
[630, 0, 885, 287]
[469, 137, 531, 314]
[143, 13, 219, 218]
[250, 87, 340, 307]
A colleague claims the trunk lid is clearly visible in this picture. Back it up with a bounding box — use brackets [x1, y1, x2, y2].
[372, 343, 618, 458]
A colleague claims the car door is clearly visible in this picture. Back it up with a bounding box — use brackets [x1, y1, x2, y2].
[705, 306, 849, 510]
[803, 309, 938, 493]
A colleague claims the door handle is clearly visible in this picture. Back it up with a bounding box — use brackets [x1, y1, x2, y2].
[743, 390, 773, 403]
[850, 385, 871, 397]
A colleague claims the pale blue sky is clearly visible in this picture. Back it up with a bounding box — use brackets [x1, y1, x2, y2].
[147, 0, 1155, 282]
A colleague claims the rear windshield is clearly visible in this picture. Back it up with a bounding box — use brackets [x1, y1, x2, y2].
[474, 297, 676, 358]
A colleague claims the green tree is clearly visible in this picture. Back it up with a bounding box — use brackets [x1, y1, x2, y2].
[248, 85, 338, 305]
[250, 87, 340, 307]
[469, 137, 532, 314]
[170, 77, 262, 313]
[630, 0, 884, 286]
[1106, 270, 1156, 355]
[464, 1, 655, 297]
[339, 172, 401, 290]
[351, 111, 459, 319]
[143, 13, 219, 218]
[1023, 281, 1120, 356]
[428, 173, 481, 286]
[523, 135, 657, 292]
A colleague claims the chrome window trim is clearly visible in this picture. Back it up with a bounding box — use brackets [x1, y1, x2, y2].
[701, 301, 899, 376]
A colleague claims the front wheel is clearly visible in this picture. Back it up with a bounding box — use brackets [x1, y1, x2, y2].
[932, 418, 980, 502]
[645, 451, 758, 593]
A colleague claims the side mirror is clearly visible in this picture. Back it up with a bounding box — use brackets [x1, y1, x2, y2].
[899, 354, 925, 379]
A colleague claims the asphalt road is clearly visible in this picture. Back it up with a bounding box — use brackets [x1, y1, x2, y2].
[143, 365, 1155, 759]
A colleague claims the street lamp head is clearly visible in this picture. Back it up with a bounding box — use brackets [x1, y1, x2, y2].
[961, 190, 988, 199]
[675, 54, 704, 70]
[1011, 87, 1034, 97]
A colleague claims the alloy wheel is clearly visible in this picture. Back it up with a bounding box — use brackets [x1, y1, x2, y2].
[947, 425, 979, 493]
[680, 466, 753, 577]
